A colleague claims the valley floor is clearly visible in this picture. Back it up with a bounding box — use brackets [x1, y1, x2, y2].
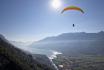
[53, 55, 104, 70]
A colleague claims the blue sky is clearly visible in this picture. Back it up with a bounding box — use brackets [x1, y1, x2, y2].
[0, 0, 104, 42]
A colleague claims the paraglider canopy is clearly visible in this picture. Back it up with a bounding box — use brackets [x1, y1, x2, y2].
[61, 6, 84, 14]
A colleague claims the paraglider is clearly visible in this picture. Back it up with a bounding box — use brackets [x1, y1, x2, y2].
[61, 6, 84, 27]
[61, 6, 84, 14]
[73, 24, 75, 27]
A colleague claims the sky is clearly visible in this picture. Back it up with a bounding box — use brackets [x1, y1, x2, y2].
[0, 0, 104, 42]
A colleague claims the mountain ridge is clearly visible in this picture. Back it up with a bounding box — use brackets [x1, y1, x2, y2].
[31, 31, 104, 44]
[0, 34, 56, 70]
[29, 31, 104, 56]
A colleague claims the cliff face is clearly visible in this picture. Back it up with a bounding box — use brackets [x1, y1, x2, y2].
[0, 34, 56, 70]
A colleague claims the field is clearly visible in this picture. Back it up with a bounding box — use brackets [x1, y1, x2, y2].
[53, 55, 104, 70]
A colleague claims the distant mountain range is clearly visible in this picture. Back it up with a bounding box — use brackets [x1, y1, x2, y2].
[38, 31, 104, 43]
[30, 31, 104, 56]
[10, 41, 32, 47]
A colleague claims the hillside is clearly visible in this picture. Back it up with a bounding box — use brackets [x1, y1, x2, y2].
[0, 34, 56, 70]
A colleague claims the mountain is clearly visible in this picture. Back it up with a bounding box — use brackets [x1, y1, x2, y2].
[0, 34, 56, 70]
[10, 41, 32, 51]
[10, 41, 32, 47]
[10, 41, 27, 47]
[38, 31, 104, 42]
[30, 31, 104, 56]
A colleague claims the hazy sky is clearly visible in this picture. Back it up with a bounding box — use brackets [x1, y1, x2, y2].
[0, 0, 104, 42]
